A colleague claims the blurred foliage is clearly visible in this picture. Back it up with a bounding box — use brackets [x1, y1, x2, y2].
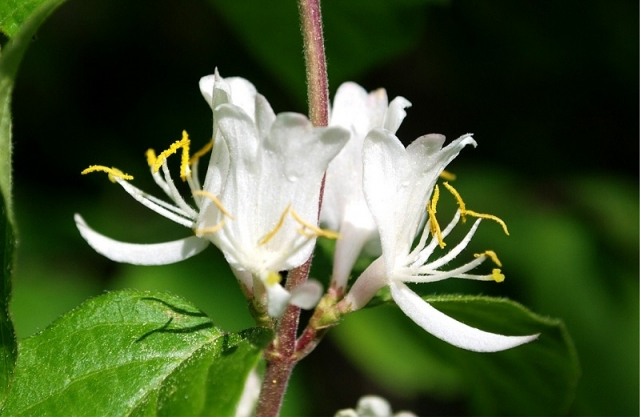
[332, 295, 579, 415]
[2, 0, 637, 415]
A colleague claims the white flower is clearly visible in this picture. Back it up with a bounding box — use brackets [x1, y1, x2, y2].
[334, 395, 416, 417]
[75, 70, 349, 317]
[321, 82, 411, 292]
[343, 129, 538, 352]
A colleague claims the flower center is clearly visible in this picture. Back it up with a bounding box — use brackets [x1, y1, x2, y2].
[259, 204, 340, 246]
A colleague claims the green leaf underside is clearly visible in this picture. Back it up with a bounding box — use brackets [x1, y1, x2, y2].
[2, 290, 271, 416]
[334, 294, 579, 415]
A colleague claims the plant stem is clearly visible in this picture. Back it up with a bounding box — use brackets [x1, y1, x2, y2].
[298, 0, 329, 128]
[254, 1, 329, 416]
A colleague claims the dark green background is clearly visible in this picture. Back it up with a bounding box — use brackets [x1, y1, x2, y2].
[8, 0, 638, 415]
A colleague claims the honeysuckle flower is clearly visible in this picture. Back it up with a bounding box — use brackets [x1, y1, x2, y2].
[76, 70, 349, 317]
[321, 82, 411, 292]
[342, 129, 538, 352]
[334, 395, 416, 417]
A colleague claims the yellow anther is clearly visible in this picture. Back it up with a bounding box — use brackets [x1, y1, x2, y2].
[192, 190, 234, 219]
[81, 165, 133, 183]
[442, 181, 467, 222]
[439, 170, 457, 181]
[259, 205, 340, 245]
[464, 210, 510, 236]
[265, 271, 282, 286]
[492, 268, 505, 283]
[259, 205, 291, 246]
[189, 140, 213, 165]
[152, 130, 192, 181]
[146, 149, 157, 168]
[474, 250, 502, 267]
[194, 219, 226, 236]
[427, 199, 445, 249]
[442, 182, 509, 235]
[431, 184, 440, 214]
[290, 209, 340, 240]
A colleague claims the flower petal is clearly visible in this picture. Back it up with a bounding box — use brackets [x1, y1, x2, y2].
[199, 74, 217, 107]
[75, 214, 209, 265]
[389, 281, 538, 352]
[331, 220, 377, 291]
[266, 283, 291, 318]
[363, 130, 477, 273]
[289, 279, 323, 310]
[383, 96, 412, 134]
[344, 256, 387, 310]
[331, 82, 388, 136]
[199, 70, 258, 117]
[362, 128, 412, 266]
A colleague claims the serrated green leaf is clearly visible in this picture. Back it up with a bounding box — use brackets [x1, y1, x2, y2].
[2, 290, 271, 416]
[333, 294, 579, 415]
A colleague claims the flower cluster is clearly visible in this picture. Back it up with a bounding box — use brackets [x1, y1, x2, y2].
[77, 70, 537, 351]
[77, 71, 349, 318]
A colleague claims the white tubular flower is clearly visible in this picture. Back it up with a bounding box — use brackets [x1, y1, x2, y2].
[321, 82, 411, 292]
[334, 395, 416, 417]
[75, 70, 349, 318]
[344, 129, 538, 352]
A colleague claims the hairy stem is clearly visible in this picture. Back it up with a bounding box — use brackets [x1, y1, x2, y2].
[299, 0, 329, 128]
[254, 1, 329, 416]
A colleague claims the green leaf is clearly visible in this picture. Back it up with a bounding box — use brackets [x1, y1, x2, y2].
[1, 0, 68, 216]
[333, 294, 579, 415]
[2, 290, 271, 416]
[0, 198, 15, 408]
[0, 0, 74, 405]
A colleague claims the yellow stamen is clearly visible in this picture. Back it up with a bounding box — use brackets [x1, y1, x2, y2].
[439, 170, 457, 181]
[259, 205, 291, 245]
[194, 218, 226, 236]
[265, 271, 282, 286]
[290, 209, 340, 240]
[492, 268, 505, 283]
[81, 165, 133, 183]
[464, 210, 510, 236]
[442, 181, 467, 222]
[474, 250, 502, 267]
[442, 181, 509, 235]
[427, 199, 445, 248]
[146, 149, 157, 168]
[192, 190, 234, 219]
[189, 140, 213, 165]
[431, 184, 440, 214]
[152, 130, 192, 181]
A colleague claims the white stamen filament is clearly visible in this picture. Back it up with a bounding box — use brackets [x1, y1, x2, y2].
[116, 179, 195, 228]
[160, 161, 199, 218]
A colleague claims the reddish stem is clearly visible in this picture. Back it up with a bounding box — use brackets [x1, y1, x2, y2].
[254, 1, 329, 416]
